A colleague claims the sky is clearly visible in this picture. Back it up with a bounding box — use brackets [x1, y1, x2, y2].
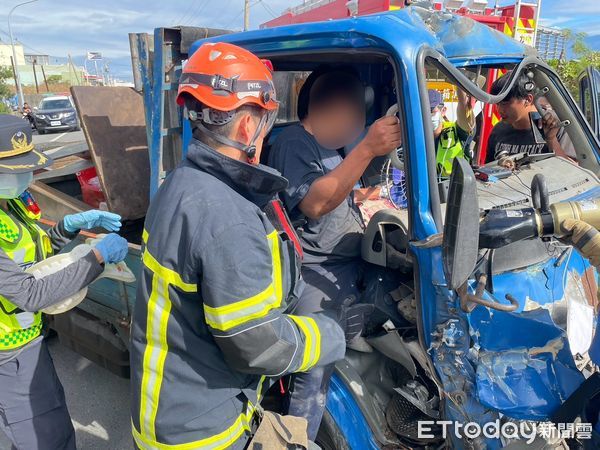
[0, 0, 598, 82]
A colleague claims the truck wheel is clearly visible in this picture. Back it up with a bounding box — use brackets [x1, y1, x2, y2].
[315, 410, 350, 450]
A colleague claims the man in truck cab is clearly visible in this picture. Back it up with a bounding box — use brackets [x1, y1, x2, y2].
[486, 71, 576, 164]
[268, 65, 402, 440]
[0, 115, 128, 450]
[130, 43, 346, 449]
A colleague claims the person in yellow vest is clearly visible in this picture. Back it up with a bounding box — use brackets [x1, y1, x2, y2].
[0, 115, 128, 450]
[430, 89, 478, 177]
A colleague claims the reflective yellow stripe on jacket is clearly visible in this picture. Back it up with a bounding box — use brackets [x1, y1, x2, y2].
[288, 315, 321, 372]
[138, 232, 197, 442]
[203, 230, 283, 332]
[132, 402, 254, 450]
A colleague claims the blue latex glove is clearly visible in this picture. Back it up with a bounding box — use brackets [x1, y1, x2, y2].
[95, 234, 129, 264]
[63, 210, 122, 233]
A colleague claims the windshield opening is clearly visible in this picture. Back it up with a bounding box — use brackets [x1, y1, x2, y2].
[423, 57, 598, 175]
[421, 54, 600, 221]
[40, 99, 72, 110]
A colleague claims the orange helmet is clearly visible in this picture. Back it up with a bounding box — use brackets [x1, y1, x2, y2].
[177, 42, 278, 161]
[176, 42, 277, 113]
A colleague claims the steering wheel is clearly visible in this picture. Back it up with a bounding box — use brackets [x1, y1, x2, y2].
[379, 103, 408, 210]
[386, 103, 404, 172]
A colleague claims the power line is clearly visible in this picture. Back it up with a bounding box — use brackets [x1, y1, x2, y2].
[224, 0, 260, 29]
[172, 0, 202, 26]
[183, 0, 213, 26]
[180, 0, 210, 26]
[260, 1, 278, 18]
[0, 27, 48, 56]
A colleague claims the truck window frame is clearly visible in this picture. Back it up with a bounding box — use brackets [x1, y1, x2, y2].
[418, 49, 600, 225]
[258, 49, 412, 230]
[579, 67, 600, 138]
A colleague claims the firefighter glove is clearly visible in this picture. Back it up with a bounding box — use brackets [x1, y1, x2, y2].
[561, 218, 600, 268]
[343, 303, 375, 343]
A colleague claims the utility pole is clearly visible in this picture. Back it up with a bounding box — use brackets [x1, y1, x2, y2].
[244, 0, 250, 31]
[10, 57, 19, 96]
[32, 58, 39, 94]
[40, 64, 49, 92]
[8, 0, 39, 109]
[68, 54, 81, 85]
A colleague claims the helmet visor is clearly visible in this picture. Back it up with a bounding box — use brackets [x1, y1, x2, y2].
[264, 105, 279, 135]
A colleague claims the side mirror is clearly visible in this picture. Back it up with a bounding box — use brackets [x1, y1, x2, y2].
[442, 158, 480, 290]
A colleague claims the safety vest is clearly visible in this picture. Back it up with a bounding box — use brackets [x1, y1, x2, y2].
[436, 121, 466, 177]
[0, 197, 52, 350]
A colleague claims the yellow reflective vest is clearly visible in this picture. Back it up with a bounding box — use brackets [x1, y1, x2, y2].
[0, 198, 52, 350]
[436, 121, 466, 177]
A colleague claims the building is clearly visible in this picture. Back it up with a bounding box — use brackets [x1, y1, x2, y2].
[24, 54, 50, 66]
[0, 42, 25, 67]
[16, 63, 85, 87]
[536, 26, 568, 61]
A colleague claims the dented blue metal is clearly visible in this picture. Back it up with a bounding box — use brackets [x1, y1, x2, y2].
[181, 6, 600, 448]
[470, 306, 584, 420]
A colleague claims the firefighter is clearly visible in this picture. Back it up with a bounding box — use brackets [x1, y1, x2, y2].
[0, 114, 128, 450]
[130, 42, 346, 449]
[559, 218, 600, 438]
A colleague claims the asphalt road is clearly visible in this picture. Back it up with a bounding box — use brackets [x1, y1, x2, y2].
[33, 129, 85, 147]
[0, 336, 132, 450]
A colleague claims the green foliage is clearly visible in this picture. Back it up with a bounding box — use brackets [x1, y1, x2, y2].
[0, 102, 11, 114]
[46, 74, 62, 84]
[548, 31, 600, 100]
[0, 66, 13, 100]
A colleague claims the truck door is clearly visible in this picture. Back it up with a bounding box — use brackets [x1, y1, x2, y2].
[579, 67, 600, 138]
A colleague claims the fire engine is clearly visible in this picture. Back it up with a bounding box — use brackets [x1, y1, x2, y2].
[262, 1, 541, 46]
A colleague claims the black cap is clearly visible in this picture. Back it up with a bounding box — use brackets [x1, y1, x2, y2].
[0, 114, 52, 174]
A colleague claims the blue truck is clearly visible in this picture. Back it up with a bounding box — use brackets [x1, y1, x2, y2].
[34, 5, 600, 449]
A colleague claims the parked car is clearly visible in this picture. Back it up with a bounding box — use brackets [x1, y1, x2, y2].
[33, 95, 80, 134]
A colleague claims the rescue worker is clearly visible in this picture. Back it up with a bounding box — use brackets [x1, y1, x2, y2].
[558, 218, 600, 439]
[430, 89, 477, 176]
[268, 65, 402, 440]
[130, 43, 346, 449]
[430, 90, 445, 139]
[486, 71, 575, 164]
[0, 114, 129, 450]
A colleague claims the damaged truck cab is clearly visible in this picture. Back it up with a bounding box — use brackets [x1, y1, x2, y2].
[93, 5, 600, 449]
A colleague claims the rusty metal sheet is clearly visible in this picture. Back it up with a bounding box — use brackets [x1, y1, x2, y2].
[179, 26, 231, 54]
[71, 86, 150, 220]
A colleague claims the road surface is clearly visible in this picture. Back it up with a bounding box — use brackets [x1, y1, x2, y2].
[0, 337, 131, 449]
[33, 129, 85, 147]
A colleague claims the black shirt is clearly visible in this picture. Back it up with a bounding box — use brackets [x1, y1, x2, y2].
[268, 124, 365, 265]
[485, 120, 574, 163]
